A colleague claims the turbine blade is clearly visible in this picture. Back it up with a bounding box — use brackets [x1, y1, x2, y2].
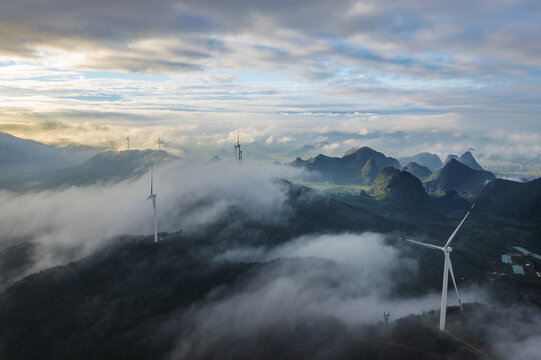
[444, 202, 476, 248]
[446, 253, 463, 311]
[150, 164, 154, 195]
[397, 237, 443, 251]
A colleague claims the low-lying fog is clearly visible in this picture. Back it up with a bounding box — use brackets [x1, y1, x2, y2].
[0, 161, 301, 274]
[1, 160, 540, 359]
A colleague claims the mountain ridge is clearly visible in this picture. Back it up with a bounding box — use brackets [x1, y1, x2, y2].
[289, 146, 400, 184]
[424, 158, 495, 198]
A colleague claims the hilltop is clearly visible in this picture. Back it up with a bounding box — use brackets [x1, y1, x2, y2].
[444, 151, 484, 171]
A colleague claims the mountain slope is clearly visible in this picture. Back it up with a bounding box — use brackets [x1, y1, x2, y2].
[0, 150, 178, 191]
[0, 132, 75, 173]
[361, 158, 380, 184]
[424, 159, 495, 198]
[0, 236, 488, 360]
[477, 177, 541, 223]
[44, 150, 178, 187]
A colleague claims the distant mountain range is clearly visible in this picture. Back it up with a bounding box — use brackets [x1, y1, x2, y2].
[43, 150, 178, 188]
[287, 141, 329, 159]
[0, 133, 177, 191]
[1, 133, 535, 206]
[289, 146, 497, 200]
[0, 132, 99, 173]
[289, 147, 400, 184]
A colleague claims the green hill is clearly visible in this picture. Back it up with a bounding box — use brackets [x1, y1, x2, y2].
[371, 167, 430, 204]
[423, 159, 495, 198]
[0, 238, 490, 360]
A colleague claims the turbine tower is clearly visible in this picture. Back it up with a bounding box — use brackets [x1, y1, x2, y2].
[147, 164, 158, 243]
[233, 129, 242, 161]
[158, 137, 162, 151]
[399, 201, 476, 331]
[126, 136, 130, 150]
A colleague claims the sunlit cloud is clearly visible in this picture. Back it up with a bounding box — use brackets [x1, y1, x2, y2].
[0, 0, 539, 161]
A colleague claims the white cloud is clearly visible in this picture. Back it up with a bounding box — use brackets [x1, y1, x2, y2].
[0, 161, 302, 276]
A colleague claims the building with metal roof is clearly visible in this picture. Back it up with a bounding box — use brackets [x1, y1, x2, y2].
[501, 254, 512, 264]
[512, 265, 525, 275]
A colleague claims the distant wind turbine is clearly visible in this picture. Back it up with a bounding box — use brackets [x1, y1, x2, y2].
[158, 137, 163, 151]
[233, 129, 242, 161]
[147, 164, 158, 243]
[126, 136, 130, 150]
[399, 201, 476, 331]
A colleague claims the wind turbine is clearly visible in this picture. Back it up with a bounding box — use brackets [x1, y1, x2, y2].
[399, 201, 476, 331]
[126, 136, 130, 150]
[147, 164, 158, 243]
[233, 129, 242, 161]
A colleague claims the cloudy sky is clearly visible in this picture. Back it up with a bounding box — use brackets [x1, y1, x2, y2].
[0, 0, 540, 158]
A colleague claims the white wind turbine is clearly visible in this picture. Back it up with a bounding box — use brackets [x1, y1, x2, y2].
[147, 164, 158, 243]
[399, 201, 476, 331]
